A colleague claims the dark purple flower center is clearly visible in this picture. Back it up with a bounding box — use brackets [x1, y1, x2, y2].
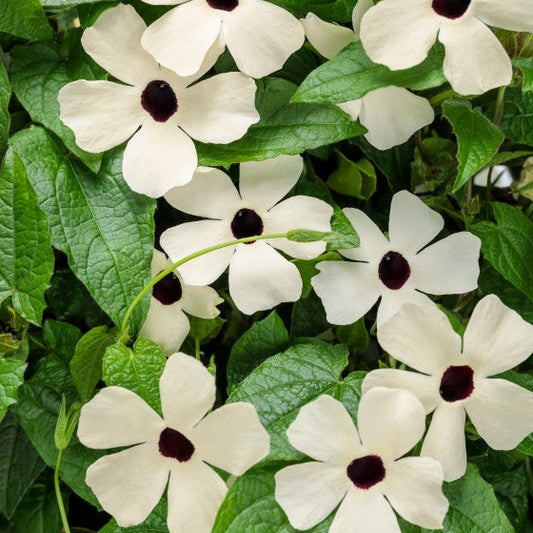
[347, 455, 386, 489]
[141, 80, 178, 122]
[439, 365, 474, 402]
[152, 272, 182, 305]
[158, 427, 195, 462]
[378, 251, 411, 290]
[207, 0, 239, 11]
[231, 208, 264, 242]
[432, 0, 471, 18]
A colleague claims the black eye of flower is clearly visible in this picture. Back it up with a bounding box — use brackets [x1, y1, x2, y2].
[153, 272, 183, 305]
[207, 0, 239, 11]
[346, 455, 386, 489]
[158, 427, 195, 462]
[141, 80, 178, 122]
[231, 208, 264, 242]
[378, 251, 411, 290]
[431, 0, 471, 19]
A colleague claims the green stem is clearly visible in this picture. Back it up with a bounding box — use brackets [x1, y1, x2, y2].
[493, 86, 506, 127]
[429, 89, 458, 107]
[194, 335, 201, 361]
[119, 232, 287, 342]
[54, 449, 71, 533]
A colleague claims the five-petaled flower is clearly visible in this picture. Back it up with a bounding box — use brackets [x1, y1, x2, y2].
[275, 388, 449, 532]
[141, 0, 305, 79]
[78, 352, 270, 532]
[58, 3, 259, 198]
[301, 7, 434, 150]
[139, 250, 223, 354]
[363, 295, 533, 481]
[160, 155, 333, 315]
[312, 190, 481, 327]
[360, 0, 533, 95]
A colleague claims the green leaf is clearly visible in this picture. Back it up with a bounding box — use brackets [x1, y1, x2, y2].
[227, 311, 289, 390]
[0, 358, 27, 423]
[501, 88, 533, 146]
[41, 0, 110, 5]
[290, 291, 330, 338]
[269, 0, 356, 21]
[196, 77, 366, 166]
[10, 126, 155, 334]
[293, 251, 339, 298]
[213, 464, 333, 533]
[13, 355, 103, 506]
[336, 318, 369, 354]
[326, 207, 359, 250]
[0, 62, 10, 159]
[11, 474, 63, 533]
[512, 57, 533, 92]
[0, 149, 54, 325]
[293, 41, 446, 104]
[10, 41, 103, 172]
[102, 338, 166, 413]
[42, 319, 82, 363]
[0, 412, 45, 519]
[327, 151, 377, 199]
[70, 326, 116, 402]
[229, 340, 364, 462]
[188, 316, 225, 345]
[0, 0, 52, 41]
[469, 203, 533, 300]
[442, 99, 505, 192]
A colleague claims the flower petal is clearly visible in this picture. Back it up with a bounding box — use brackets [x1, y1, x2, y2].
[192, 402, 269, 475]
[166, 459, 227, 533]
[139, 298, 190, 354]
[122, 120, 198, 198]
[357, 387, 426, 461]
[180, 284, 223, 319]
[312, 260, 380, 325]
[159, 353, 216, 432]
[286, 395, 362, 465]
[438, 16, 512, 95]
[388, 190, 444, 255]
[362, 369, 440, 414]
[360, 0, 440, 70]
[421, 402, 467, 482]
[275, 462, 348, 530]
[330, 490, 400, 533]
[141, 1, 222, 78]
[413, 232, 481, 294]
[473, 0, 533, 33]
[473, 165, 514, 188]
[164, 166, 241, 219]
[239, 154, 304, 211]
[377, 303, 462, 375]
[463, 294, 533, 376]
[228, 241, 303, 314]
[264, 196, 333, 259]
[383, 457, 447, 530]
[86, 443, 168, 527]
[376, 288, 435, 327]
[58, 80, 143, 153]
[301, 13, 355, 60]
[223, 0, 305, 78]
[178, 72, 259, 144]
[81, 3, 159, 85]
[160, 220, 234, 286]
[352, 0, 375, 39]
[337, 99, 363, 121]
[78, 387, 164, 449]
[359, 86, 434, 150]
[340, 208, 389, 262]
[466, 378, 533, 450]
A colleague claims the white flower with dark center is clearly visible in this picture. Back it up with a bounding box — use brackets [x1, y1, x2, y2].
[360, 0, 533, 95]
[139, 250, 223, 354]
[363, 295, 533, 481]
[58, 3, 259, 198]
[78, 352, 270, 532]
[141, 0, 305, 79]
[160, 155, 333, 315]
[301, 9, 434, 150]
[275, 388, 448, 532]
[311, 190, 480, 326]
[473, 165, 513, 188]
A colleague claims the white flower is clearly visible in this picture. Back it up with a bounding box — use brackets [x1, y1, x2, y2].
[301, 10, 434, 150]
[160, 155, 333, 315]
[275, 388, 448, 532]
[78, 352, 270, 532]
[473, 165, 513, 188]
[360, 0, 533, 95]
[363, 295, 533, 481]
[141, 0, 305, 79]
[139, 250, 223, 354]
[312, 190, 481, 326]
[58, 3, 259, 198]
